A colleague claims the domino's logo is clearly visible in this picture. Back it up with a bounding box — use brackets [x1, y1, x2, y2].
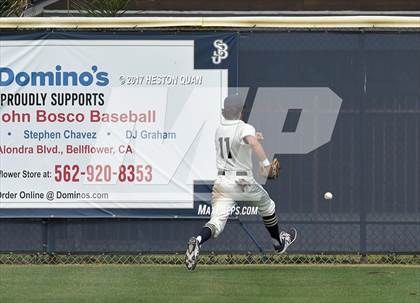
[0, 65, 109, 87]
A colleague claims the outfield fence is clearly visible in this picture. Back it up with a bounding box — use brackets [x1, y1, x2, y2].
[1, 18, 420, 264]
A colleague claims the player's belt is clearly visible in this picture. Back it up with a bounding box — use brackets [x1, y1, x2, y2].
[218, 170, 248, 176]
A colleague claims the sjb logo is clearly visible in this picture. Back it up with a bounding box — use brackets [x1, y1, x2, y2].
[211, 39, 229, 64]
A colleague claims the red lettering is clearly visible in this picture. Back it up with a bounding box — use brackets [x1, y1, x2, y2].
[36, 110, 85, 123]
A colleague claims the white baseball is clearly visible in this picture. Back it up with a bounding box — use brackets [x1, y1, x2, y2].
[324, 192, 333, 200]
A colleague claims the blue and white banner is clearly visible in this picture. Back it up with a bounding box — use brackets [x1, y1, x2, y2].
[0, 32, 238, 217]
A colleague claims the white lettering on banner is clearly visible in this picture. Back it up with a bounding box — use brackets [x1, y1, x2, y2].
[211, 39, 229, 64]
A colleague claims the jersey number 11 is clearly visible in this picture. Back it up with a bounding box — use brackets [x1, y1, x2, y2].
[219, 137, 233, 159]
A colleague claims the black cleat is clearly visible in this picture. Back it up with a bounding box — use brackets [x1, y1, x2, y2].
[274, 228, 297, 254]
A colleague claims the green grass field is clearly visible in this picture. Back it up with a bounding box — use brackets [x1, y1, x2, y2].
[1, 265, 419, 303]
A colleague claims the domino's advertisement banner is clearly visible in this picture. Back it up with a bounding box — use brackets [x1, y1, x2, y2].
[0, 32, 237, 217]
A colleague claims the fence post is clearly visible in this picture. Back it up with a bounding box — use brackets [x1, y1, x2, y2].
[359, 32, 368, 263]
[41, 219, 48, 254]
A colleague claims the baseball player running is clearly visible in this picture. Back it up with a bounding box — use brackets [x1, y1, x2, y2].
[185, 95, 297, 271]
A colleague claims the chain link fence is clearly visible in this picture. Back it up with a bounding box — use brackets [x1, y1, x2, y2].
[1, 253, 419, 265]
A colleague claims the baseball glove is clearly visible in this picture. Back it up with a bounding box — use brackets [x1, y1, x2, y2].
[259, 158, 280, 179]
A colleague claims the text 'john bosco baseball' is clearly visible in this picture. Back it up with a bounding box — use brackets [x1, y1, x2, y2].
[0, 110, 156, 124]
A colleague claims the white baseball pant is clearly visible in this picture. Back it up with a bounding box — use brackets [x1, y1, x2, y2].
[204, 172, 276, 238]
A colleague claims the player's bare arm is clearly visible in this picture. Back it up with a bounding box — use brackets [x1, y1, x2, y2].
[244, 135, 280, 179]
[244, 134, 270, 163]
